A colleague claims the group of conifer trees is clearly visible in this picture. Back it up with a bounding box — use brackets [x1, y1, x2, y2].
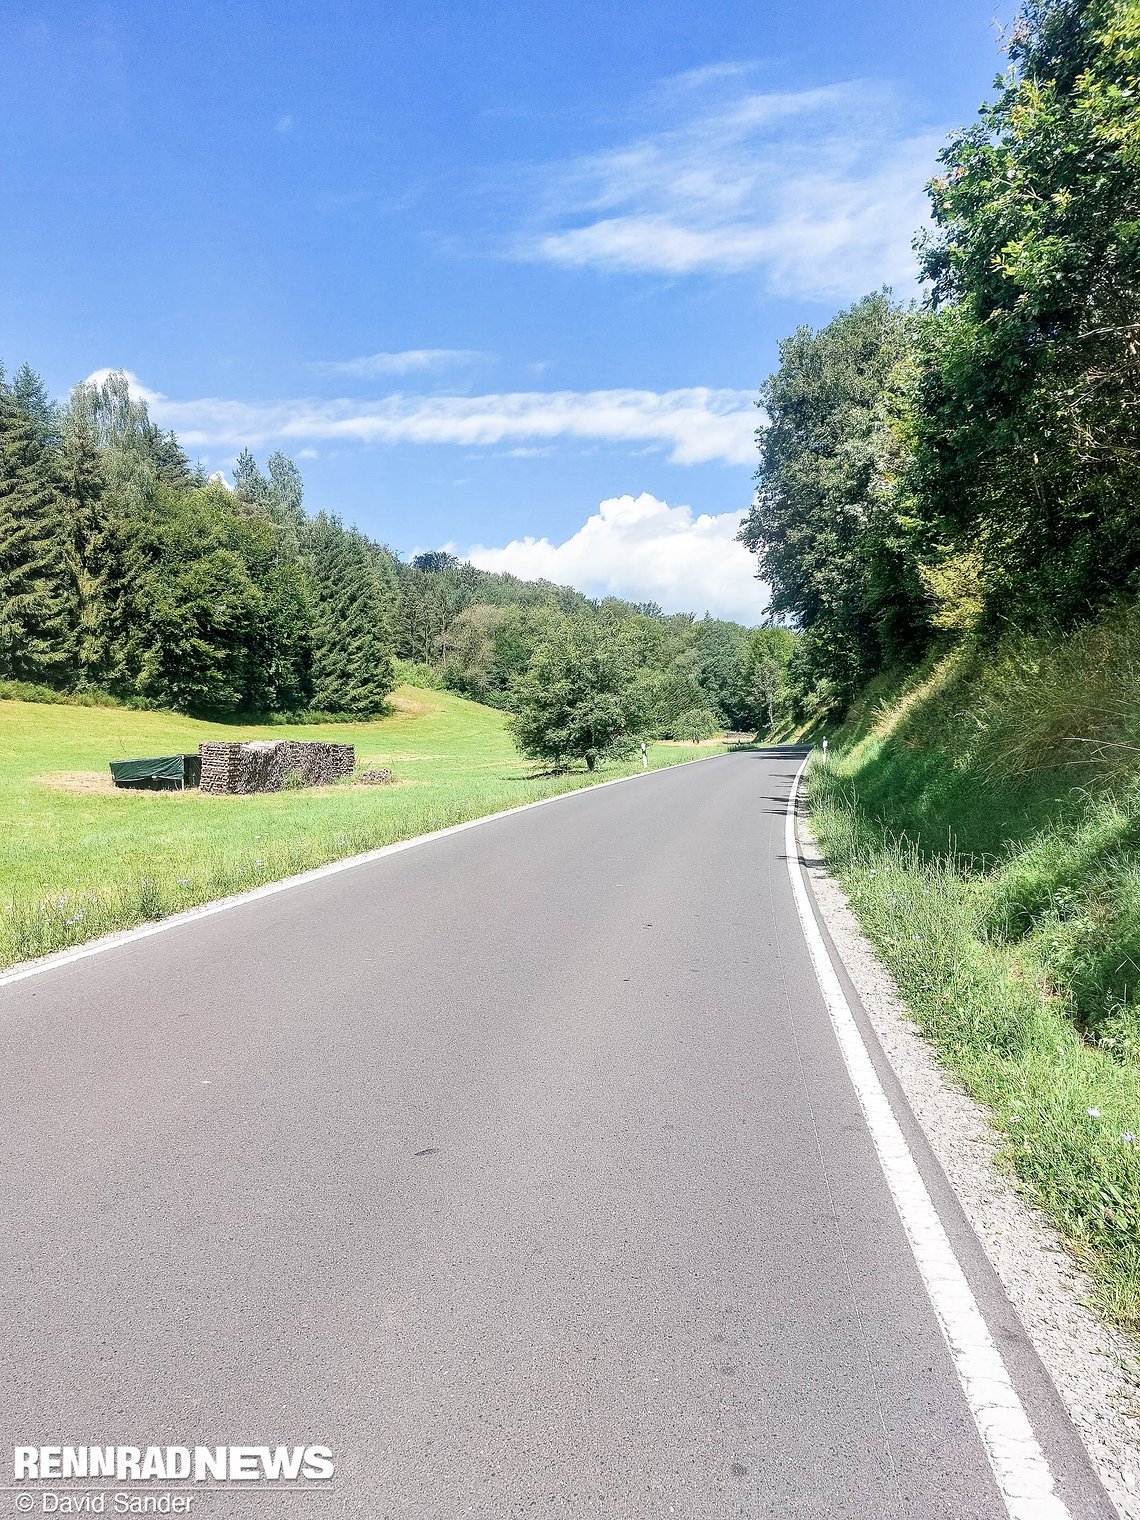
[0, 365, 778, 730]
[0, 367, 398, 716]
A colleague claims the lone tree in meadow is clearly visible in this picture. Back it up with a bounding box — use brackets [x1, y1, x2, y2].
[508, 618, 643, 771]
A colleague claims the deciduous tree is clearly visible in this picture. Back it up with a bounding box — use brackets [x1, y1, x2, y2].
[509, 619, 643, 771]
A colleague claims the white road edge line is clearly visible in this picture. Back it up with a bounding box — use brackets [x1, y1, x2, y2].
[786, 752, 1073, 1520]
[0, 749, 732, 990]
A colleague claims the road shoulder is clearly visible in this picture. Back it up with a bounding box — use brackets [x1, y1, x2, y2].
[797, 805, 1140, 1518]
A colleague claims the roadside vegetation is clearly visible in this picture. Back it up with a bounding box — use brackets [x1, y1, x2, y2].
[738, 0, 1140, 1327]
[808, 613, 1140, 1326]
[0, 686, 729, 970]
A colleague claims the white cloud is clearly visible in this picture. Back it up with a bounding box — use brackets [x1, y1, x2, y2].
[134, 384, 757, 466]
[312, 349, 487, 378]
[463, 492, 767, 623]
[654, 61, 762, 97]
[517, 79, 939, 300]
[275, 115, 294, 135]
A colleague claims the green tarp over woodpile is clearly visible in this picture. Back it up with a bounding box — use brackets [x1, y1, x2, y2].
[109, 755, 201, 789]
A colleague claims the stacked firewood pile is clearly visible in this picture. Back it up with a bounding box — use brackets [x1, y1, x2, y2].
[198, 740, 355, 795]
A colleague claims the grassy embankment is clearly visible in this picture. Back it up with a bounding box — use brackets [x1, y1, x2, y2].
[0, 687, 729, 970]
[808, 606, 1140, 1329]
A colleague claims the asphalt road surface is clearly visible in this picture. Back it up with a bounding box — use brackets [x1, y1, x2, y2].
[0, 749, 1117, 1518]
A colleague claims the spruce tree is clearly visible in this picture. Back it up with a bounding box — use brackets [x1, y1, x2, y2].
[62, 406, 137, 691]
[12, 363, 60, 449]
[303, 514, 395, 716]
[0, 379, 77, 682]
[232, 448, 273, 516]
[255, 558, 312, 712]
[146, 425, 192, 489]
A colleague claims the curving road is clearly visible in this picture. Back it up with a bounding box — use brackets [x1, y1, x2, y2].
[0, 749, 1116, 1518]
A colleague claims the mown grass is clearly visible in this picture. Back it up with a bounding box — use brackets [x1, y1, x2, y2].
[808, 608, 1140, 1328]
[0, 689, 728, 969]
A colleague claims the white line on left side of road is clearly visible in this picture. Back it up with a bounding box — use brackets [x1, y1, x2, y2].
[785, 753, 1073, 1520]
[0, 751, 731, 991]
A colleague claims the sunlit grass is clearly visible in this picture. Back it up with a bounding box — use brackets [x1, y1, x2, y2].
[808, 611, 1140, 1328]
[0, 690, 727, 968]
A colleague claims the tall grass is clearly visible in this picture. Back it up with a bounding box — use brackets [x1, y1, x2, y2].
[811, 604, 1140, 1328]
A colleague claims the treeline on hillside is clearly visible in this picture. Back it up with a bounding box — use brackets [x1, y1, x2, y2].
[0, 367, 782, 732]
[396, 549, 794, 736]
[740, 0, 1140, 714]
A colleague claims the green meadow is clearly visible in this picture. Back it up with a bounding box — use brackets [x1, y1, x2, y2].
[0, 689, 726, 968]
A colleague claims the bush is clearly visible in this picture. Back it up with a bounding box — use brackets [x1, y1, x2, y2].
[392, 657, 446, 690]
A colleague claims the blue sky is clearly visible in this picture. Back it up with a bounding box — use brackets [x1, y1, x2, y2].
[1, 0, 1010, 622]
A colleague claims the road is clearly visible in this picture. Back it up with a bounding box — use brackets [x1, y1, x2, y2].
[0, 749, 1115, 1518]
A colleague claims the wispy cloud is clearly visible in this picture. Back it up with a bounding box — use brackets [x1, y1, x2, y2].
[312, 349, 488, 378]
[462, 492, 767, 623]
[516, 77, 939, 300]
[652, 61, 764, 99]
[116, 378, 757, 466]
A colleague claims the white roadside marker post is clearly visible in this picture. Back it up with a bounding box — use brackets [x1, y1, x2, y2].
[641, 741, 648, 770]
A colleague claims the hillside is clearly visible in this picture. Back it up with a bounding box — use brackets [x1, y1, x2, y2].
[0, 689, 727, 970]
[808, 604, 1140, 1327]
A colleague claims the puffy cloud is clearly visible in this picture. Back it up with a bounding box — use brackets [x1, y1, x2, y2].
[463, 492, 767, 623]
[517, 78, 939, 300]
[122, 383, 756, 466]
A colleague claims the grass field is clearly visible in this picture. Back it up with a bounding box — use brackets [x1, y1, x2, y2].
[808, 610, 1140, 1330]
[0, 689, 729, 969]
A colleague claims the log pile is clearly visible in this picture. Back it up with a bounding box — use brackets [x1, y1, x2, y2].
[356, 768, 394, 785]
[198, 740, 355, 795]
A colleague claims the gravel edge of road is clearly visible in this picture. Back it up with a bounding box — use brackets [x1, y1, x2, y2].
[797, 809, 1140, 1518]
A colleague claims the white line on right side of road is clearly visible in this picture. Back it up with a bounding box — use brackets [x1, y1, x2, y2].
[785, 753, 1074, 1520]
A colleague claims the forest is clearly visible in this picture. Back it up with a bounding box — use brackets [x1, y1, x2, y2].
[0, 366, 785, 742]
[742, 0, 1140, 713]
